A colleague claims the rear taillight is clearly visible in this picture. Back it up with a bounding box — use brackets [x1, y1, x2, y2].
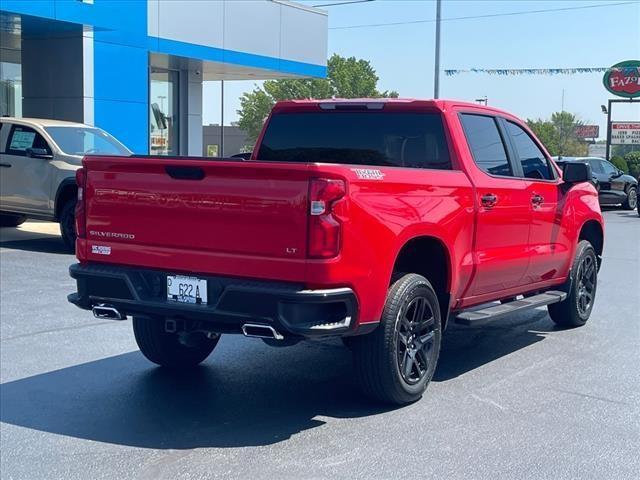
[75, 167, 86, 239]
[308, 178, 346, 259]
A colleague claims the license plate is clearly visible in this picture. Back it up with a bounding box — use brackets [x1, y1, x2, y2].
[167, 275, 208, 304]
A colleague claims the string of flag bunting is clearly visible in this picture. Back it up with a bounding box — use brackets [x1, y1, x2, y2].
[443, 67, 639, 76]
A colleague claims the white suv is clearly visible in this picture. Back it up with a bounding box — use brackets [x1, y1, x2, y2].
[0, 118, 131, 250]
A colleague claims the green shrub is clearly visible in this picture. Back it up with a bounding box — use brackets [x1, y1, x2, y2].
[610, 156, 628, 173]
[624, 151, 640, 179]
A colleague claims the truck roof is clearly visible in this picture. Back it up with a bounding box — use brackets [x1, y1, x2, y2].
[0, 117, 92, 128]
[272, 98, 515, 117]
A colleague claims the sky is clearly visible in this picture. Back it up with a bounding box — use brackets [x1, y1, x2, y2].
[203, 0, 640, 139]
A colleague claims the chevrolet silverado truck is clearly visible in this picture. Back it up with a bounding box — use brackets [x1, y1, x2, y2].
[68, 99, 604, 405]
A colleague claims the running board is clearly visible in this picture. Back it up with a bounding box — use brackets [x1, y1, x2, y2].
[455, 291, 567, 326]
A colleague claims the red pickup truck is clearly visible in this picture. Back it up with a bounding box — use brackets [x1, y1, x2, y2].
[68, 99, 604, 404]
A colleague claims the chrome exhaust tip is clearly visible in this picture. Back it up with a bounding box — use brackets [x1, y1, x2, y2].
[241, 323, 284, 341]
[92, 304, 126, 320]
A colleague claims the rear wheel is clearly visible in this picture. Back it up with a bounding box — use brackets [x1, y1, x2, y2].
[133, 316, 219, 368]
[548, 240, 598, 328]
[622, 186, 637, 210]
[0, 213, 27, 227]
[59, 200, 76, 252]
[351, 273, 442, 405]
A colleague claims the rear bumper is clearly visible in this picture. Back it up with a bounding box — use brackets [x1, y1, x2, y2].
[68, 263, 372, 338]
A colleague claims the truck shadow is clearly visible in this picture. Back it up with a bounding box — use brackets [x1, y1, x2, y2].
[0, 227, 70, 255]
[434, 310, 553, 381]
[1, 311, 557, 449]
[0, 339, 391, 450]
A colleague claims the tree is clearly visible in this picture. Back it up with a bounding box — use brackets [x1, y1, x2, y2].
[624, 151, 640, 178]
[610, 156, 628, 173]
[526, 112, 588, 157]
[237, 54, 398, 144]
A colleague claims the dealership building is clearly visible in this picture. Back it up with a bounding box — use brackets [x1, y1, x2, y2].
[0, 0, 327, 154]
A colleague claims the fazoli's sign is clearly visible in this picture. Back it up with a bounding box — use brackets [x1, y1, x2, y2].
[602, 60, 640, 98]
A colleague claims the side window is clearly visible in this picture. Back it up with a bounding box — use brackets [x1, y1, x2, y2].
[505, 121, 554, 180]
[601, 161, 617, 175]
[6, 125, 51, 157]
[460, 114, 512, 176]
[588, 160, 603, 174]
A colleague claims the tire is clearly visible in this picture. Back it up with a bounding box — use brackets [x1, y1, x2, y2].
[133, 316, 219, 368]
[59, 200, 76, 252]
[622, 186, 637, 210]
[351, 273, 442, 405]
[0, 213, 27, 227]
[548, 240, 598, 328]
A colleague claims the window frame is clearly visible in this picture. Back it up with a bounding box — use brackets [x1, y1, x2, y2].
[6, 124, 52, 157]
[499, 118, 559, 183]
[458, 112, 517, 179]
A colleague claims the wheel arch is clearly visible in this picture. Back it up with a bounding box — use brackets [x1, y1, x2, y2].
[54, 178, 77, 221]
[578, 219, 604, 268]
[391, 235, 452, 329]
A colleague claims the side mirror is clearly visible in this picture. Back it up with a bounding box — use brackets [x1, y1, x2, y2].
[563, 162, 592, 185]
[26, 147, 53, 160]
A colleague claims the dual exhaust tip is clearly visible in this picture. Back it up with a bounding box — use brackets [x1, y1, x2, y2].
[241, 323, 284, 341]
[92, 305, 284, 341]
[92, 304, 126, 320]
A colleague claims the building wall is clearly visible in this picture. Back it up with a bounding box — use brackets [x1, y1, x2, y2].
[147, 0, 327, 77]
[21, 27, 85, 122]
[0, 0, 327, 155]
[203, 126, 250, 157]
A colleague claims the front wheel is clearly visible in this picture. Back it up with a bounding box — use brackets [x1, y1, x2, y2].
[133, 316, 219, 368]
[548, 240, 598, 328]
[622, 186, 637, 210]
[351, 273, 442, 405]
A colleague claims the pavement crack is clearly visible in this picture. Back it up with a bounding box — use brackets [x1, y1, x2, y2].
[471, 393, 506, 411]
[553, 388, 630, 406]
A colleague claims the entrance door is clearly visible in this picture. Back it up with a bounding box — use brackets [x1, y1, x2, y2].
[150, 69, 179, 155]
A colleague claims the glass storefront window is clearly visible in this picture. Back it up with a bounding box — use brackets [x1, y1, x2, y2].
[0, 61, 22, 117]
[150, 69, 179, 155]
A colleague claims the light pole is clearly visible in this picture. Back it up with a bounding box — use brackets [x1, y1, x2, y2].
[433, 0, 441, 99]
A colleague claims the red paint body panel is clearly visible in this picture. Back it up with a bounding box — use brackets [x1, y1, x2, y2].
[77, 99, 604, 326]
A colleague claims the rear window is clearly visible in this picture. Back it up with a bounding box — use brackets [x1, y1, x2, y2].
[257, 112, 452, 170]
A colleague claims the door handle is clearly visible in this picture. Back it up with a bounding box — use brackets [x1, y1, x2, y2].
[481, 193, 498, 208]
[0, 162, 11, 168]
[531, 194, 544, 206]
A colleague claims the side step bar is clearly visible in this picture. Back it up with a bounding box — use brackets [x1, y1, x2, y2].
[455, 291, 567, 326]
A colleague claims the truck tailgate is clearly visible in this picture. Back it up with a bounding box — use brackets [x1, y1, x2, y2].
[81, 156, 312, 280]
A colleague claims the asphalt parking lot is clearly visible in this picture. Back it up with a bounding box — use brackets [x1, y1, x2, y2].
[1, 210, 638, 480]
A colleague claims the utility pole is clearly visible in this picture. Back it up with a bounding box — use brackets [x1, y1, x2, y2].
[220, 80, 225, 157]
[433, 0, 442, 99]
[559, 88, 565, 156]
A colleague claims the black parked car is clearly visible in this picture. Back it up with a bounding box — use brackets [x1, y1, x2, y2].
[555, 157, 638, 210]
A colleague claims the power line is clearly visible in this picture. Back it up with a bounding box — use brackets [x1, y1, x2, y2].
[313, 0, 374, 7]
[329, 1, 639, 30]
